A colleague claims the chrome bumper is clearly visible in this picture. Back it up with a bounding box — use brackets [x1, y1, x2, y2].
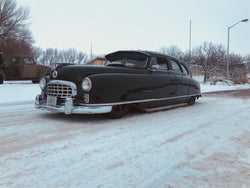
[35, 95, 112, 115]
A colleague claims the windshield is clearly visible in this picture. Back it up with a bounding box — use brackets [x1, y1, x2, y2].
[105, 52, 148, 68]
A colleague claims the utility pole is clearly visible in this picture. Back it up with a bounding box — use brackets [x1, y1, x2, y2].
[90, 43, 93, 61]
[189, 19, 192, 58]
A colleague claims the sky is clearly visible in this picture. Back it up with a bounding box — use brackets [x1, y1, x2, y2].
[17, 0, 250, 56]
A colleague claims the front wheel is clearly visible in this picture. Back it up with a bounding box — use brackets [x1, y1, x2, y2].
[109, 105, 129, 119]
[32, 79, 39, 84]
[0, 75, 3, 84]
[188, 96, 196, 105]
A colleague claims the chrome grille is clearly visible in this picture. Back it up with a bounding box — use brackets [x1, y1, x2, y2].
[46, 80, 77, 99]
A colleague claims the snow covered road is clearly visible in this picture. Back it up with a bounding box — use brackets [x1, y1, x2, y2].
[0, 90, 250, 187]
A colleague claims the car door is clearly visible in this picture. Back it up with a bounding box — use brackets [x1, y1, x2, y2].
[22, 57, 38, 78]
[179, 62, 191, 94]
[148, 56, 177, 99]
[168, 58, 189, 101]
[5, 57, 21, 80]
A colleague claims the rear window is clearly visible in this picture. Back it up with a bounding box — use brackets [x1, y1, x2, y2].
[10, 57, 19, 64]
[23, 58, 35, 64]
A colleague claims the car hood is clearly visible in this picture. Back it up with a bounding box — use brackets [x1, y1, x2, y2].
[51, 64, 145, 83]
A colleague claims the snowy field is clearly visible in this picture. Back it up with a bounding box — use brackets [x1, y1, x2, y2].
[0, 78, 250, 187]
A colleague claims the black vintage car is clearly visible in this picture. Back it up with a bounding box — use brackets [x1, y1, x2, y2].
[35, 50, 201, 118]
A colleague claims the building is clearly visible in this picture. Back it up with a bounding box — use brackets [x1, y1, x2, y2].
[85, 58, 107, 66]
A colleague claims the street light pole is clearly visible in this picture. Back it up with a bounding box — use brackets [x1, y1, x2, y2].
[226, 26, 230, 78]
[189, 19, 192, 58]
[226, 19, 248, 78]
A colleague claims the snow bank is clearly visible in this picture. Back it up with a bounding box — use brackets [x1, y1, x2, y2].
[200, 82, 250, 93]
[0, 81, 40, 103]
[192, 76, 250, 93]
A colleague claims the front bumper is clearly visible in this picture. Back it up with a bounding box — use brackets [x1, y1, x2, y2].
[35, 95, 112, 115]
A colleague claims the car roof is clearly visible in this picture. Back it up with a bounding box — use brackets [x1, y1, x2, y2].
[139, 51, 189, 69]
[106, 50, 177, 59]
[138, 50, 182, 60]
[105, 50, 189, 70]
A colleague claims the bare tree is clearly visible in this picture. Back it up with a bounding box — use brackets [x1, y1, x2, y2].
[192, 42, 226, 82]
[0, 0, 30, 46]
[62, 49, 77, 63]
[159, 45, 184, 59]
[0, 0, 33, 61]
[37, 48, 88, 66]
[244, 55, 250, 74]
[46, 48, 59, 66]
[33, 47, 43, 62]
[77, 51, 88, 64]
[227, 53, 247, 80]
[61, 49, 88, 64]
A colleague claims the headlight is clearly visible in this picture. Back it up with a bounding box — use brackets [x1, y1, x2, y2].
[39, 78, 46, 89]
[81, 77, 92, 92]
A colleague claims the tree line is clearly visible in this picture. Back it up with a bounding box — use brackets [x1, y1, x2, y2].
[1, 0, 249, 83]
[34, 48, 89, 66]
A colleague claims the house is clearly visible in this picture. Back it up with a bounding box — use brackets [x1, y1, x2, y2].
[85, 58, 107, 66]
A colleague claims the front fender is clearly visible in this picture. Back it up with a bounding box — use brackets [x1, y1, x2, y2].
[188, 79, 201, 96]
[88, 73, 154, 104]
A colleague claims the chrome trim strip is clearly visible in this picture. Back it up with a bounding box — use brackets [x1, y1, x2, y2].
[36, 104, 113, 114]
[80, 93, 202, 107]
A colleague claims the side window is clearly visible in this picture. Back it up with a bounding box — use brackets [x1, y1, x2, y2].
[169, 59, 182, 73]
[149, 57, 157, 67]
[23, 58, 34, 64]
[180, 64, 189, 76]
[150, 57, 169, 70]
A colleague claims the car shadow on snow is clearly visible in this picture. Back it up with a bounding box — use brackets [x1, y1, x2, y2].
[38, 102, 201, 123]
[39, 112, 114, 123]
